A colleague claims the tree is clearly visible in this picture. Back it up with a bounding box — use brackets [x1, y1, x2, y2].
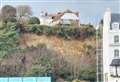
[16, 5, 32, 18]
[28, 17, 40, 24]
[16, 5, 32, 24]
[1, 5, 16, 23]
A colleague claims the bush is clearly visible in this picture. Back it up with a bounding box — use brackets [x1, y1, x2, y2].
[24, 64, 52, 76]
[0, 65, 21, 76]
[78, 69, 96, 82]
[7, 17, 17, 23]
[24, 24, 95, 40]
[28, 17, 40, 24]
[0, 23, 20, 58]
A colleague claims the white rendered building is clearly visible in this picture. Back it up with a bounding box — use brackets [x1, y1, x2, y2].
[39, 11, 53, 26]
[39, 10, 80, 27]
[103, 9, 120, 82]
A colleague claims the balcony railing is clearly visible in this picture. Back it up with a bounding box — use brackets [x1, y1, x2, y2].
[110, 74, 120, 78]
[109, 43, 120, 47]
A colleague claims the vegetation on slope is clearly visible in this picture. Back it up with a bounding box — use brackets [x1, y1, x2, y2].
[0, 22, 96, 82]
[0, 23, 20, 58]
[23, 24, 95, 40]
[0, 5, 97, 82]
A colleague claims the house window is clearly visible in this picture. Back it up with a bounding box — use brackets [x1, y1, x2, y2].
[119, 24, 120, 29]
[114, 49, 119, 58]
[118, 67, 120, 76]
[114, 35, 119, 43]
[111, 22, 119, 30]
[110, 66, 115, 76]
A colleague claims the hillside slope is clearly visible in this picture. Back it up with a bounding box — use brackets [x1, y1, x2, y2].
[19, 33, 96, 56]
[0, 32, 96, 81]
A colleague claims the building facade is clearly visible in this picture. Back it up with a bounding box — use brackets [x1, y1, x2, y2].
[103, 9, 120, 82]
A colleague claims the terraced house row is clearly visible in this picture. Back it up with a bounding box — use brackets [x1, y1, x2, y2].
[102, 9, 120, 82]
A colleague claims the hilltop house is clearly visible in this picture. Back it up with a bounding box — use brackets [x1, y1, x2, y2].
[102, 9, 120, 82]
[39, 10, 80, 27]
[39, 11, 53, 26]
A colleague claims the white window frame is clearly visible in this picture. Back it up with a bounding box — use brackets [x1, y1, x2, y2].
[110, 66, 116, 76]
[117, 66, 120, 76]
[111, 22, 119, 30]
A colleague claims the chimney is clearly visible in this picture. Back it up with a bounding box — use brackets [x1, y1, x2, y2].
[75, 12, 79, 16]
[103, 8, 111, 26]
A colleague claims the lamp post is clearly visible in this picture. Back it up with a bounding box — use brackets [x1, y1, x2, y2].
[115, 66, 118, 77]
[96, 24, 100, 82]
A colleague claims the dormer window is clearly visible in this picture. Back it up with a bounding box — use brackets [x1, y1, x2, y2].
[111, 22, 119, 30]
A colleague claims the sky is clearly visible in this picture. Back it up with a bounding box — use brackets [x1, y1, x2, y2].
[0, 0, 120, 25]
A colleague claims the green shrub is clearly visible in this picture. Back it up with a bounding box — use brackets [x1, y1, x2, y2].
[25, 25, 95, 40]
[78, 69, 96, 82]
[24, 64, 52, 76]
[0, 65, 21, 76]
[28, 17, 40, 24]
[0, 23, 20, 58]
[7, 17, 17, 23]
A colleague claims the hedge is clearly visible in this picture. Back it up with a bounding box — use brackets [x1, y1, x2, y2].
[24, 24, 95, 40]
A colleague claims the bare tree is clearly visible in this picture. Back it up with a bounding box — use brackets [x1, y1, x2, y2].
[16, 5, 32, 24]
[16, 5, 32, 18]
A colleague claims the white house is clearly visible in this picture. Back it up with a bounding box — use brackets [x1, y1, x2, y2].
[39, 10, 80, 27]
[103, 9, 120, 82]
[60, 12, 80, 27]
[39, 11, 53, 26]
